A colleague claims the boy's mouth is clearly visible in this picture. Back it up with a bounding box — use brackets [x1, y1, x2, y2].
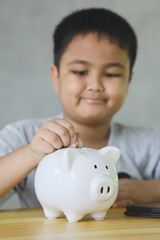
[80, 97, 107, 104]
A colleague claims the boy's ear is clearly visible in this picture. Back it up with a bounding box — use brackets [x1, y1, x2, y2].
[50, 64, 60, 94]
[128, 72, 133, 84]
[126, 72, 133, 94]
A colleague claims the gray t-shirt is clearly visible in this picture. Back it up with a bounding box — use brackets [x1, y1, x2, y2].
[0, 116, 160, 209]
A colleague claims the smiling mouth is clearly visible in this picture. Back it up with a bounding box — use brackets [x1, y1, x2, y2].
[81, 98, 107, 103]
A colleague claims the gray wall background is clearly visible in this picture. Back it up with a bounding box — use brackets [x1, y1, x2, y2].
[0, 0, 160, 208]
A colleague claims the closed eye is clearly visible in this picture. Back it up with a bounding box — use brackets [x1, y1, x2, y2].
[72, 71, 88, 76]
[104, 73, 122, 78]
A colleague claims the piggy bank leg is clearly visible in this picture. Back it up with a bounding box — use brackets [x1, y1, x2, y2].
[65, 212, 84, 222]
[43, 207, 62, 219]
[90, 211, 107, 221]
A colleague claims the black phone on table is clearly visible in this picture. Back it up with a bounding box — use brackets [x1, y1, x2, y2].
[124, 202, 160, 218]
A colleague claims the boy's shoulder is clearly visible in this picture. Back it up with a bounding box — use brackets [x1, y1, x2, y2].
[111, 122, 160, 148]
[2, 117, 51, 135]
[111, 122, 160, 180]
[112, 122, 157, 135]
[0, 115, 61, 155]
[0, 117, 51, 150]
[9, 117, 51, 129]
[0, 114, 63, 143]
[2, 113, 63, 133]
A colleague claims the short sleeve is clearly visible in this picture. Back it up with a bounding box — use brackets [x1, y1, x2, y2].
[0, 123, 27, 157]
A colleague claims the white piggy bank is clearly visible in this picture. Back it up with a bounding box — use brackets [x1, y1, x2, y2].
[35, 146, 120, 222]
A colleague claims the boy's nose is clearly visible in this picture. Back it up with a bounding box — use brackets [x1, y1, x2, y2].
[86, 75, 104, 92]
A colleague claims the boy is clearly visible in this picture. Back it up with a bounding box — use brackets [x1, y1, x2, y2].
[0, 8, 160, 209]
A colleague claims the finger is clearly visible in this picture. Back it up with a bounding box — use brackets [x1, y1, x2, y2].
[116, 190, 130, 201]
[45, 119, 77, 147]
[39, 128, 63, 149]
[43, 121, 71, 147]
[117, 179, 134, 201]
[55, 119, 77, 145]
[32, 137, 55, 156]
[113, 199, 134, 208]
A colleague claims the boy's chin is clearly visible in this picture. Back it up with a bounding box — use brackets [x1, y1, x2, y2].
[64, 110, 111, 125]
[77, 113, 111, 125]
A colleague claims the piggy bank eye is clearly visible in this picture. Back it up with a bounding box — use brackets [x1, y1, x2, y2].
[94, 165, 97, 169]
[106, 165, 108, 169]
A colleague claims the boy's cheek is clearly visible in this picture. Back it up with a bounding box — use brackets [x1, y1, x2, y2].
[107, 88, 125, 99]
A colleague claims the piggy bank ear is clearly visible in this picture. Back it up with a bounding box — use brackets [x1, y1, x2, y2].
[99, 146, 121, 166]
[60, 148, 82, 172]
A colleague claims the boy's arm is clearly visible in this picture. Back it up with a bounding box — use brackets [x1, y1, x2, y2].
[0, 118, 77, 198]
[112, 178, 160, 208]
[0, 145, 36, 198]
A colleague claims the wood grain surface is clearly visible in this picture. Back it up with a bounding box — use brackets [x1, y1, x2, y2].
[0, 207, 160, 240]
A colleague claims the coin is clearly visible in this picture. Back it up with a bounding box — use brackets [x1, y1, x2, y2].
[77, 136, 83, 148]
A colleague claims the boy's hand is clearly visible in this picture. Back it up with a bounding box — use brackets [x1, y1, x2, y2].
[29, 118, 78, 166]
[112, 179, 156, 208]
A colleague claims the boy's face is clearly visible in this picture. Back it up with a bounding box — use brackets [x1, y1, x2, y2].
[51, 33, 132, 125]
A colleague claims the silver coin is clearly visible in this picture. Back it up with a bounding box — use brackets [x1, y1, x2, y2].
[77, 136, 83, 148]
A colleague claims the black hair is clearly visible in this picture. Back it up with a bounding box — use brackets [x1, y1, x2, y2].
[53, 8, 137, 72]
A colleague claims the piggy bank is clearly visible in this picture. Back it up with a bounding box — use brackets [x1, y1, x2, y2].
[35, 146, 120, 222]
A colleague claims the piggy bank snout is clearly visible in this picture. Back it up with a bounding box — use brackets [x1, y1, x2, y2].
[91, 177, 114, 202]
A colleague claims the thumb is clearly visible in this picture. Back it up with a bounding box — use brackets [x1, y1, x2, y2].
[70, 133, 83, 148]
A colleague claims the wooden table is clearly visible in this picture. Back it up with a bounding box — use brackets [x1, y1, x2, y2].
[0, 207, 160, 240]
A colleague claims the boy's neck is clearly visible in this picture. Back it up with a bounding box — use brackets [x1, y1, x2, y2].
[77, 122, 110, 149]
[65, 117, 111, 149]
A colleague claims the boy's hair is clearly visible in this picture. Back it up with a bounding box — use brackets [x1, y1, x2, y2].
[53, 8, 137, 72]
